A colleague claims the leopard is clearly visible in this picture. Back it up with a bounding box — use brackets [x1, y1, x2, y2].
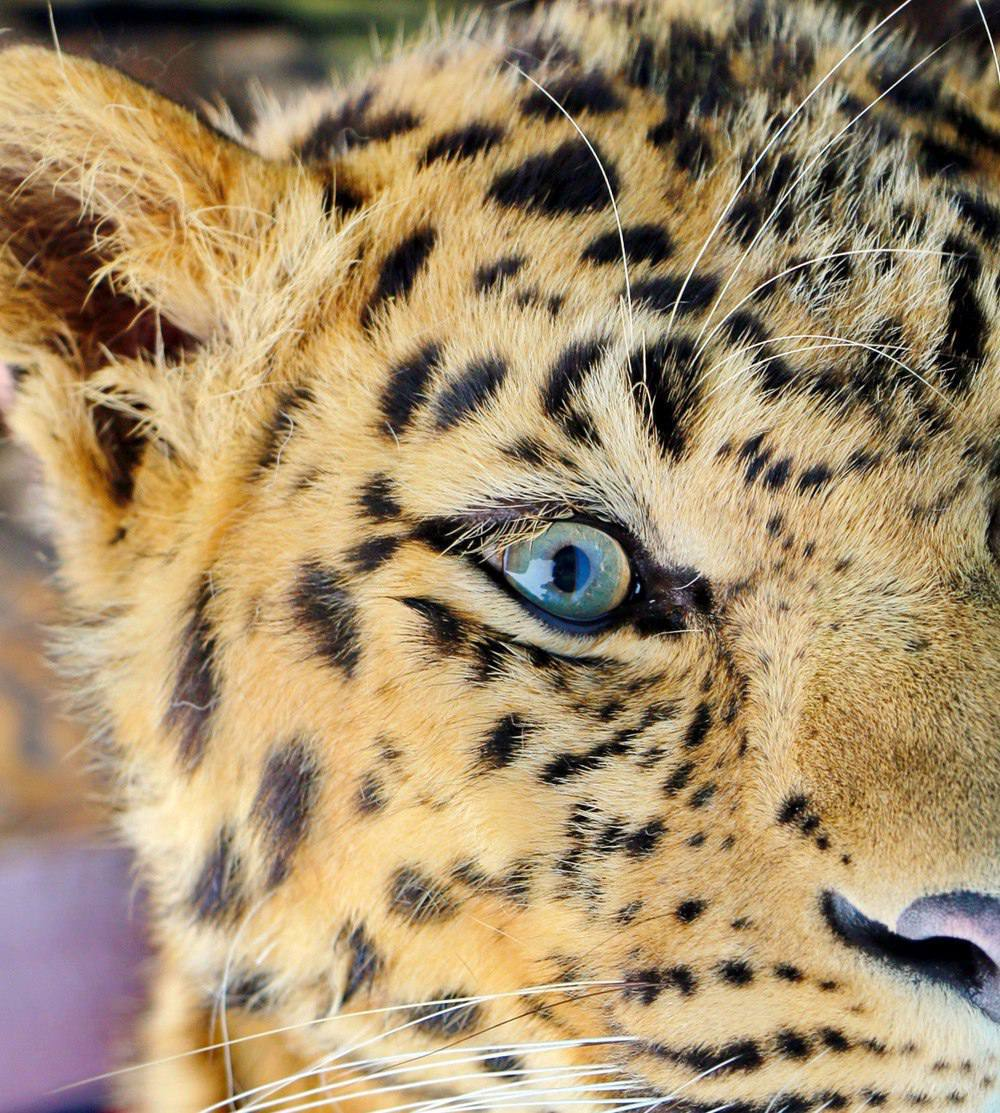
[0, 0, 998, 1109]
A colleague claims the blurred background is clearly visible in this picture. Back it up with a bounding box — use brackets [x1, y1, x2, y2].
[0, 0, 975, 1109]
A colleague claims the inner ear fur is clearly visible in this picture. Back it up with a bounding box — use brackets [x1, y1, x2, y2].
[0, 45, 279, 369]
[0, 46, 298, 564]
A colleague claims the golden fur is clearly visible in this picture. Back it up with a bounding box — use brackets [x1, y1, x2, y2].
[0, 1, 998, 1109]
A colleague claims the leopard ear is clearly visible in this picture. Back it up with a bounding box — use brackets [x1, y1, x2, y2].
[0, 46, 302, 584]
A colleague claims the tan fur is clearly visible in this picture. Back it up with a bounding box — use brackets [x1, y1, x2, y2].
[0, 1, 998, 1109]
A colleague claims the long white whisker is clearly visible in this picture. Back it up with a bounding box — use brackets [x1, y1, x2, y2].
[55, 982, 626, 1095]
[698, 37, 950, 343]
[664, 0, 918, 336]
[701, 332, 956, 410]
[210, 986, 638, 1113]
[975, 0, 1000, 88]
[508, 63, 635, 344]
[246, 1067, 637, 1113]
[689, 247, 953, 369]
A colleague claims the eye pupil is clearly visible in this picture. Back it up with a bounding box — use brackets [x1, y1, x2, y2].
[551, 545, 589, 594]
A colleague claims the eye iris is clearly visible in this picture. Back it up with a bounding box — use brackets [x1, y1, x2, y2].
[500, 522, 631, 624]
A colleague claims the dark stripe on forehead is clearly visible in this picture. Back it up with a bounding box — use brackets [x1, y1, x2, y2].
[488, 138, 619, 216]
[629, 335, 703, 459]
[362, 225, 437, 330]
[631, 274, 719, 316]
[434, 356, 508, 429]
[521, 70, 624, 119]
[938, 235, 987, 393]
[582, 223, 674, 266]
[423, 121, 506, 165]
[381, 343, 443, 437]
[543, 339, 604, 416]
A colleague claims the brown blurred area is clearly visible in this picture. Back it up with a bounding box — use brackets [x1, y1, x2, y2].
[0, 0, 982, 846]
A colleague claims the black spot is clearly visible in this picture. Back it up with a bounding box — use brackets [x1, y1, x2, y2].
[763, 458, 792, 490]
[341, 924, 382, 1005]
[625, 819, 665, 856]
[775, 1030, 812, 1060]
[226, 971, 272, 1012]
[676, 899, 706, 923]
[357, 771, 385, 814]
[484, 1054, 524, 1074]
[475, 255, 525, 292]
[258, 386, 314, 471]
[480, 714, 530, 770]
[778, 794, 809, 825]
[819, 1028, 851, 1052]
[253, 738, 320, 888]
[582, 223, 674, 266]
[543, 339, 604, 430]
[625, 965, 698, 1004]
[381, 343, 443, 437]
[362, 226, 437, 330]
[684, 702, 712, 748]
[389, 867, 457, 924]
[628, 334, 703, 459]
[423, 122, 505, 165]
[346, 536, 401, 573]
[522, 70, 624, 119]
[167, 577, 218, 769]
[408, 993, 481, 1035]
[488, 138, 618, 216]
[938, 235, 987, 392]
[689, 783, 716, 809]
[359, 474, 402, 521]
[663, 760, 695, 796]
[774, 963, 804, 982]
[541, 737, 631, 784]
[292, 562, 362, 676]
[191, 826, 244, 923]
[726, 197, 763, 245]
[434, 357, 507, 429]
[400, 596, 465, 647]
[797, 465, 832, 495]
[718, 960, 754, 985]
[299, 97, 419, 159]
[631, 274, 718, 316]
[953, 190, 1000, 242]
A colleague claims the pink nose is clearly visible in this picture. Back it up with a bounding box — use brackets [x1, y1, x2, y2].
[897, 891, 1000, 1023]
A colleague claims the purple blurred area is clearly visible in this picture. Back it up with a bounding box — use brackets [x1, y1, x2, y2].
[0, 843, 146, 1112]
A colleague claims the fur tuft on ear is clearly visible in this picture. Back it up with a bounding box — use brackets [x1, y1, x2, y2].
[0, 46, 309, 585]
[0, 45, 282, 369]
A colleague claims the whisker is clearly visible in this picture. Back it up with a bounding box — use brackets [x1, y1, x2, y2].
[689, 247, 954, 369]
[975, 0, 1000, 88]
[698, 36, 952, 343]
[54, 982, 628, 1094]
[506, 63, 635, 344]
[240, 1065, 636, 1113]
[225, 985, 640, 1113]
[663, 0, 918, 336]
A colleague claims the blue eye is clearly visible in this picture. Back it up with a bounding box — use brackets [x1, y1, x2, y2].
[494, 521, 633, 624]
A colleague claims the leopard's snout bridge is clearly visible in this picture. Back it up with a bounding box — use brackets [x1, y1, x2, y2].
[824, 890, 1000, 1024]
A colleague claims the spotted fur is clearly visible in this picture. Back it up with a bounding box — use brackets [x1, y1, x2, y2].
[0, 1, 998, 1110]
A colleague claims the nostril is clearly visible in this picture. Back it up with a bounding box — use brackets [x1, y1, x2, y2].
[897, 891, 1000, 969]
[823, 891, 1000, 1024]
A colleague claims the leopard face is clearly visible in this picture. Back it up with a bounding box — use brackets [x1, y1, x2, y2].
[0, 1, 997, 1110]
